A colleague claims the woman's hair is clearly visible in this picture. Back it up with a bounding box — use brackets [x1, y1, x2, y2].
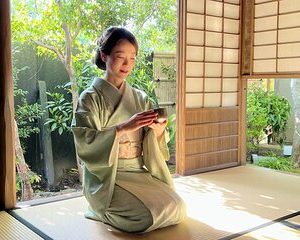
[94, 27, 139, 70]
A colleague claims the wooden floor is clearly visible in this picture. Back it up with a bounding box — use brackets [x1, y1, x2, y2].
[9, 166, 300, 240]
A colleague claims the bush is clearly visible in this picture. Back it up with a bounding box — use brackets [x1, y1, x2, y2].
[255, 155, 295, 172]
[247, 85, 291, 151]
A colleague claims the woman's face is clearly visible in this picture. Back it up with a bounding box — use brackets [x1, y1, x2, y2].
[102, 39, 137, 83]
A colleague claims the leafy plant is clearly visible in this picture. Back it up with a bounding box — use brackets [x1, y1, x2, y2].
[13, 48, 43, 199]
[45, 91, 73, 135]
[247, 85, 291, 151]
[16, 168, 41, 193]
[13, 66, 44, 148]
[255, 154, 295, 172]
[167, 114, 176, 154]
[161, 62, 176, 81]
[127, 51, 159, 106]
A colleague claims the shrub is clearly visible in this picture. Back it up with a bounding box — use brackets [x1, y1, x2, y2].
[255, 155, 295, 172]
[247, 85, 291, 151]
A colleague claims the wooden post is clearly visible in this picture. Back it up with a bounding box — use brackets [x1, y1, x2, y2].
[0, 0, 16, 209]
[38, 81, 55, 186]
[241, 0, 254, 76]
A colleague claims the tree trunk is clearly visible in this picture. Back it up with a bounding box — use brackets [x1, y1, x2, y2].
[14, 120, 34, 201]
[66, 66, 83, 183]
[291, 79, 300, 166]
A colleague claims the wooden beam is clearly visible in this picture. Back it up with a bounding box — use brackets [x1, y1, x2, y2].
[241, 0, 254, 75]
[0, 0, 16, 209]
[176, 0, 187, 175]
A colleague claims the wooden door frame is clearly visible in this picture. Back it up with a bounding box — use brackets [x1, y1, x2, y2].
[176, 0, 187, 175]
[0, 0, 16, 210]
[176, 0, 247, 175]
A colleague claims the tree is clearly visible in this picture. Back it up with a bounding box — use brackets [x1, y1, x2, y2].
[12, 0, 177, 181]
[247, 85, 291, 153]
[13, 48, 43, 201]
[291, 79, 300, 166]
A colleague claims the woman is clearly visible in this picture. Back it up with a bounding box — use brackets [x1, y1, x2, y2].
[71, 26, 186, 233]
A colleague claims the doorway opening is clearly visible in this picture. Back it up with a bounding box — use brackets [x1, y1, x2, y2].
[11, 0, 178, 204]
[246, 78, 300, 174]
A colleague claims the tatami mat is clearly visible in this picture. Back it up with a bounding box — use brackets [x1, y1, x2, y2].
[13, 166, 300, 240]
[0, 211, 43, 240]
[235, 215, 300, 240]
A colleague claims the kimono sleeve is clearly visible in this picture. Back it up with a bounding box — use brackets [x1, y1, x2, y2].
[71, 92, 119, 172]
[146, 100, 170, 161]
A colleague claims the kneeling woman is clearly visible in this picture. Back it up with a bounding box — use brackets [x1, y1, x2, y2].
[72, 26, 186, 233]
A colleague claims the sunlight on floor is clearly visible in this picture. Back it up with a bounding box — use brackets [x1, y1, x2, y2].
[175, 176, 269, 233]
[241, 221, 300, 240]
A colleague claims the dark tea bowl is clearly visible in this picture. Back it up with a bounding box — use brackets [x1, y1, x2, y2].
[153, 107, 168, 123]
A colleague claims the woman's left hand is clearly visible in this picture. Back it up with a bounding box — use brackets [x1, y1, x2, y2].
[148, 120, 167, 140]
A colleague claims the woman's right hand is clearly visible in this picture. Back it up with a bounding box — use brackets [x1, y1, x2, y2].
[116, 110, 158, 137]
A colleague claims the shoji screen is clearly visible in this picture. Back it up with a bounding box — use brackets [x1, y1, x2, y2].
[177, 0, 242, 175]
[253, 0, 300, 74]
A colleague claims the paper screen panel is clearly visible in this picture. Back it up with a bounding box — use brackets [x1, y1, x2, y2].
[224, 19, 240, 33]
[224, 3, 240, 19]
[278, 43, 300, 58]
[206, 0, 223, 17]
[253, 0, 300, 74]
[186, 78, 203, 92]
[187, 30, 204, 45]
[224, 0, 240, 4]
[255, 16, 277, 31]
[279, 12, 300, 29]
[204, 93, 221, 107]
[205, 63, 222, 77]
[254, 31, 277, 45]
[186, 93, 203, 108]
[204, 78, 222, 92]
[186, 46, 204, 61]
[224, 0, 240, 5]
[185, 0, 240, 109]
[224, 34, 239, 48]
[206, 16, 223, 32]
[278, 58, 300, 72]
[254, 45, 276, 59]
[222, 93, 238, 107]
[205, 47, 222, 62]
[187, 0, 205, 14]
[186, 62, 203, 77]
[223, 78, 238, 91]
[253, 59, 276, 72]
[278, 28, 300, 43]
[279, 0, 300, 14]
[255, 1, 277, 18]
[187, 13, 204, 29]
[223, 49, 239, 63]
[206, 32, 223, 47]
[223, 64, 238, 77]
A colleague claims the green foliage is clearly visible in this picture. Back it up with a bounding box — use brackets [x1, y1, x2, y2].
[12, 0, 177, 135]
[13, 49, 44, 148]
[45, 91, 73, 135]
[161, 63, 176, 81]
[167, 114, 176, 154]
[255, 154, 295, 172]
[16, 169, 41, 193]
[132, 0, 177, 52]
[127, 51, 159, 106]
[247, 85, 291, 150]
[74, 61, 101, 94]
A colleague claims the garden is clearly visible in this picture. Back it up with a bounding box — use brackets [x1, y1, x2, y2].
[246, 79, 300, 174]
[12, 0, 177, 202]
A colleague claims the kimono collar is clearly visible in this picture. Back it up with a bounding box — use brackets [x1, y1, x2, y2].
[92, 78, 125, 108]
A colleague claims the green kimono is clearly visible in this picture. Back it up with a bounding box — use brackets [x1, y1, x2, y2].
[71, 78, 186, 233]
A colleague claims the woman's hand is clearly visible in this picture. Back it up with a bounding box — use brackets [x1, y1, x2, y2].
[148, 120, 167, 141]
[116, 110, 157, 137]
